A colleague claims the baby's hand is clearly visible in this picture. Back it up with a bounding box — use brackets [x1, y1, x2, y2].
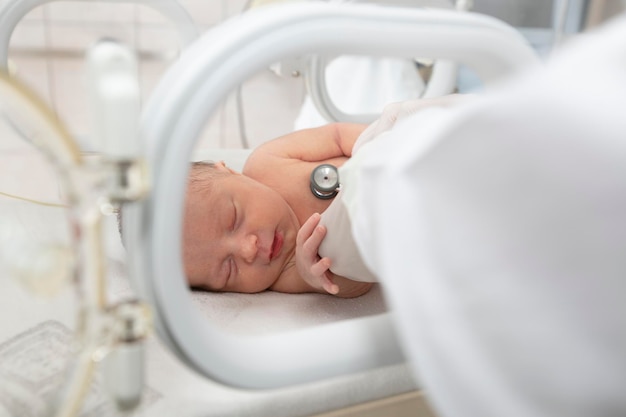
[295, 213, 339, 295]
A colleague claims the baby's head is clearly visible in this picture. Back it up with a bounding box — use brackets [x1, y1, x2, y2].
[183, 160, 300, 293]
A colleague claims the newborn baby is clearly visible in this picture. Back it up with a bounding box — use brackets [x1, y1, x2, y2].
[183, 96, 471, 297]
[183, 122, 374, 298]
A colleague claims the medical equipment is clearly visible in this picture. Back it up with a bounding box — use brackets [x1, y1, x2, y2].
[123, 1, 540, 390]
[0, 37, 152, 415]
[294, 0, 465, 127]
[292, 0, 586, 128]
[310, 164, 340, 200]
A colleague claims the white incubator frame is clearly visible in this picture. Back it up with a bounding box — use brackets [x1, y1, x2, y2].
[123, 2, 539, 389]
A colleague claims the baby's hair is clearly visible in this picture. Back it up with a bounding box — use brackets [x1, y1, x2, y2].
[116, 160, 231, 241]
[187, 160, 232, 194]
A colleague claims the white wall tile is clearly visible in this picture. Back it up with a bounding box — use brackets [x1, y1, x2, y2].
[9, 23, 46, 50]
[47, 59, 92, 141]
[136, 4, 169, 24]
[20, 6, 45, 21]
[0, 150, 63, 203]
[47, 23, 136, 51]
[136, 26, 182, 56]
[239, 70, 305, 147]
[135, 1, 197, 32]
[45, 2, 136, 23]
[7, 56, 53, 109]
[195, 104, 231, 151]
[138, 58, 176, 102]
[178, 0, 224, 26]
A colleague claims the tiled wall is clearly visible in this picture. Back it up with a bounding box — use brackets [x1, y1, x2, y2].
[7, 0, 306, 152]
[5, 0, 625, 154]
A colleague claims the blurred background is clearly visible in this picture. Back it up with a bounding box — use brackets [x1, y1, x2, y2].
[6, 0, 301, 152]
[5, 0, 624, 153]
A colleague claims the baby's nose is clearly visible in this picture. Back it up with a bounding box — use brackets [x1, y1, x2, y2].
[239, 234, 258, 263]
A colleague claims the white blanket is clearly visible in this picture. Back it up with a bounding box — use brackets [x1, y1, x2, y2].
[318, 95, 473, 283]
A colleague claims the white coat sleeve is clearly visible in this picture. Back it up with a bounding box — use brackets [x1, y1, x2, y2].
[352, 14, 626, 417]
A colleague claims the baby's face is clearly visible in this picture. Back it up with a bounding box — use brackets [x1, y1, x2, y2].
[183, 167, 300, 293]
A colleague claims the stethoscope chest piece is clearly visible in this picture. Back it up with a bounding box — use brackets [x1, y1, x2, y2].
[310, 164, 340, 200]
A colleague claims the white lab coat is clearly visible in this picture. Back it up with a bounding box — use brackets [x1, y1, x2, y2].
[353, 13, 626, 417]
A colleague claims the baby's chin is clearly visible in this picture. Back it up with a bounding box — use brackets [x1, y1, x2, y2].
[281, 227, 298, 260]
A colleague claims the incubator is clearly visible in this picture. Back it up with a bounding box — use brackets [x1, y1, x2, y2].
[125, 1, 538, 389]
[1, 1, 624, 417]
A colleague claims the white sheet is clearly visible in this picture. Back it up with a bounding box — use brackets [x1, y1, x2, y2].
[353, 14, 626, 417]
[318, 184, 378, 283]
[318, 95, 473, 283]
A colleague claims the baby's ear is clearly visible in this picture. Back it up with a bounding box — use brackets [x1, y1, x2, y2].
[216, 160, 239, 175]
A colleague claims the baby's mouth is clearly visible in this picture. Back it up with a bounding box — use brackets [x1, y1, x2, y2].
[270, 232, 283, 261]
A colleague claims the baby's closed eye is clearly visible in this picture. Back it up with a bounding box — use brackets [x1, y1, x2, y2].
[230, 201, 238, 231]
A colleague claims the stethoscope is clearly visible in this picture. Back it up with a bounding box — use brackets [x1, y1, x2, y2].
[310, 164, 340, 199]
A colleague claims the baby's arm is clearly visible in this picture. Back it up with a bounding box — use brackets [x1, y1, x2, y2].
[244, 123, 366, 175]
[295, 213, 373, 298]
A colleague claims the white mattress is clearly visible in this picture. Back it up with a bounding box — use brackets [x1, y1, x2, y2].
[108, 212, 417, 416]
